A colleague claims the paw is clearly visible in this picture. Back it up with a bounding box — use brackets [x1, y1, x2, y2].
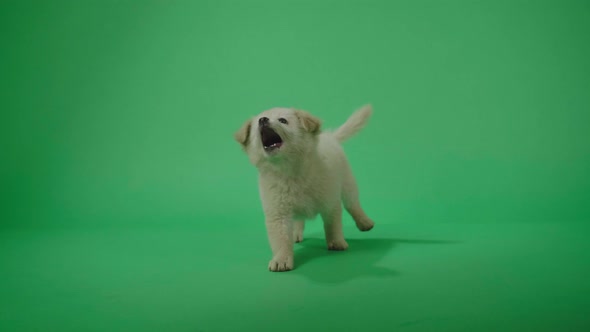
[356, 218, 374, 232]
[268, 254, 294, 272]
[327, 239, 349, 251]
[294, 231, 304, 243]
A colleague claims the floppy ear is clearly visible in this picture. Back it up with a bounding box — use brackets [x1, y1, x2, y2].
[234, 119, 252, 147]
[295, 110, 321, 134]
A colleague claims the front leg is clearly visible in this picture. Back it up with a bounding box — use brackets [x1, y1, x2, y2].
[293, 220, 305, 243]
[266, 217, 294, 272]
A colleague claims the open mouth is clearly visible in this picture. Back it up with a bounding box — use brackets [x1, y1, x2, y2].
[260, 126, 283, 152]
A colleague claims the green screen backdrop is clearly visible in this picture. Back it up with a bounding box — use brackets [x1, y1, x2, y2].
[2, 1, 589, 331]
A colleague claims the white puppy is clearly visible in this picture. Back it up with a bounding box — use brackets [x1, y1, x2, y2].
[234, 105, 375, 272]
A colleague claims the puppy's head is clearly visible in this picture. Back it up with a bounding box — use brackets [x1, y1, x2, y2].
[234, 107, 321, 167]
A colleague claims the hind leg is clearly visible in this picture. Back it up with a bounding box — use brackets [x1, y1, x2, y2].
[321, 205, 349, 250]
[342, 165, 375, 231]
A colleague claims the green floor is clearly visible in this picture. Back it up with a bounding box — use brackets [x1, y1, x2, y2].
[1, 221, 589, 331]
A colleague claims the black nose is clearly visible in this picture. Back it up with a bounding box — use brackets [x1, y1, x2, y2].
[258, 117, 269, 126]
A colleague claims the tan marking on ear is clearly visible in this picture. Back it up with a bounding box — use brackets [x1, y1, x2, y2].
[234, 119, 252, 146]
[295, 110, 321, 134]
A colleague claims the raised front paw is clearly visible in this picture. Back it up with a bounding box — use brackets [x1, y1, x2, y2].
[268, 254, 294, 272]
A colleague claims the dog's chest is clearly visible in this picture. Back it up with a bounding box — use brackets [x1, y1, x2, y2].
[262, 177, 321, 220]
[292, 199, 318, 220]
[289, 182, 324, 220]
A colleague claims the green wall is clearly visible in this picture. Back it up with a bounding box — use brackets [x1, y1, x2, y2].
[2, 0, 589, 229]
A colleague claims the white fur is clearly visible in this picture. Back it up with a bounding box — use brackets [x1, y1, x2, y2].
[234, 104, 375, 272]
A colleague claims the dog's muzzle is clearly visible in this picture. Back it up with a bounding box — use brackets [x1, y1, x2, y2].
[260, 125, 283, 152]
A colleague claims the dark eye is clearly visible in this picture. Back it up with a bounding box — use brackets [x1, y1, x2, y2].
[278, 118, 288, 124]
